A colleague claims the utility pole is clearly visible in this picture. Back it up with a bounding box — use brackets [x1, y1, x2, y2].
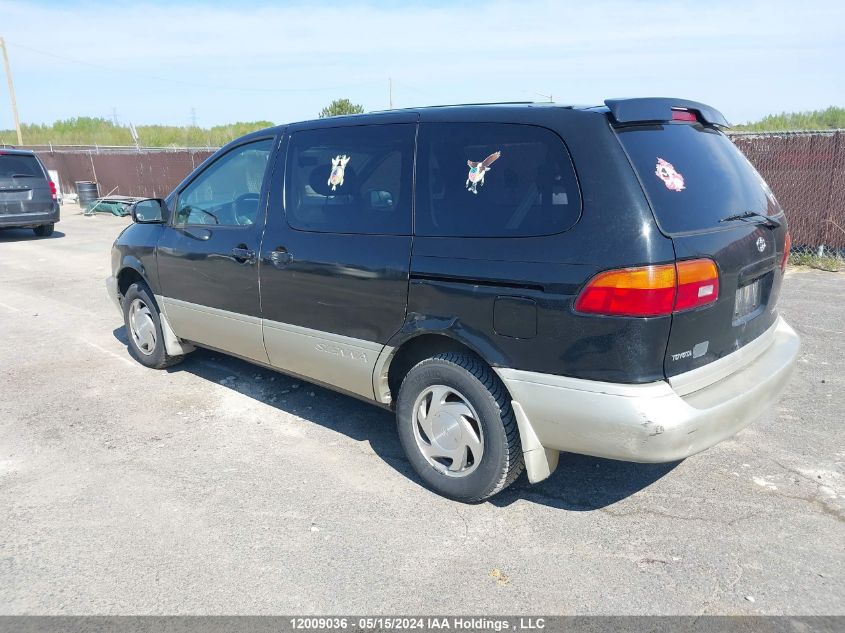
[190, 107, 197, 127]
[388, 77, 393, 109]
[0, 37, 23, 145]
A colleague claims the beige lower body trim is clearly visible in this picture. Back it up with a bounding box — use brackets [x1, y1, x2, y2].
[159, 296, 266, 363]
[263, 319, 388, 401]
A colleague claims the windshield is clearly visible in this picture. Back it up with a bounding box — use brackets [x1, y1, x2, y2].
[615, 123, 782, 234]
[0, 154, 43, 178]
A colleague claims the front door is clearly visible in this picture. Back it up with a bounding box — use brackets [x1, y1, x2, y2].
[156, 136, 276, 363]
[260, 121, 416, 399]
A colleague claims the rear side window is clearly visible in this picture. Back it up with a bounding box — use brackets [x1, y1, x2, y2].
[415, 123, 581, 238]
[0, 154, 43, 178]
[285, 124, 415, 235]
[616, 123, 781, 234]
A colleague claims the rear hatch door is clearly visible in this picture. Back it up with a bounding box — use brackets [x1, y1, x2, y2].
[0, 152, 53, 216]
[615, 119, 788, 378]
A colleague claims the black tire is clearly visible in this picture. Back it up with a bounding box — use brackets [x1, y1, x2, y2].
[122, 282, 183, 369]
[33, 224, 54, 237]
[396, 352, 524, 502]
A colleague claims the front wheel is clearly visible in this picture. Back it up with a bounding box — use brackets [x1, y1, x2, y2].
[122, 282, 183, 369]
[395, 352, 524, 502]
[33, 224, 54, 237]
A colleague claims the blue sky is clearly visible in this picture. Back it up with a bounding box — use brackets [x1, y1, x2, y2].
[1, 0, 843, 128]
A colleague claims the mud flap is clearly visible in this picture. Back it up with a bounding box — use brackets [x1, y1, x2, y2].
[512, 401, 559, 483]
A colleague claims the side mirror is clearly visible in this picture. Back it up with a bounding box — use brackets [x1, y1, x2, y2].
[130, 198, 167, 224]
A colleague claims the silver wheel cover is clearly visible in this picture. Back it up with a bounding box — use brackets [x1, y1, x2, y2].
[128, 298, 157, 356]
[412, 385, 484, 477]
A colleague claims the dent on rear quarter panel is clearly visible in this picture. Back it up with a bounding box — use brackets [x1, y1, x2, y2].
[406, 108, 674, 383]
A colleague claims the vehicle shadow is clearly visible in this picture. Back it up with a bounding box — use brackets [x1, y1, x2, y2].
[112, 327, 678, 510]
[0, 228, 66, 241]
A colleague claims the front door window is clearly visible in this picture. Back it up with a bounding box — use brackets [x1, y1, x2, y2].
[174, 139, 273, 227]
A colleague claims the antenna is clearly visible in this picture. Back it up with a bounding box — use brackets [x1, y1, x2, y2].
[389, 78, 393, 109]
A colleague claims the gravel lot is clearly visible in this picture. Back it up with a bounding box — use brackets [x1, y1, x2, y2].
[1, 206, 843, 615]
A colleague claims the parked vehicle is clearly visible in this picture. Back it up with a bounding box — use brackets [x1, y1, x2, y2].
[107, 98, 800, 502]
[0, 149, 60, 236]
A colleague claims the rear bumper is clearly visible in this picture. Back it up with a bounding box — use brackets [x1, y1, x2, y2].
[495, 316, 800, 481]
[0, 205, 60, 228]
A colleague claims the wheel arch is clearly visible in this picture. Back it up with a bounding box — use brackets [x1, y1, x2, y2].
[378, 326, 510, 407]
[116, 256, 155, 301]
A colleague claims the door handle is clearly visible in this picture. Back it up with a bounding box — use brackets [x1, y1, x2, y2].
[231, 246, 257, 265]
[269, 247, 293, 269]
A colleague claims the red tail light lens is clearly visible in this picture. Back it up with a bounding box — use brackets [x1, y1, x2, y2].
[781, 232, 791, 271]
[48, 181, 57, 200]
[671, 108, 698, 122]
[574, 264, 677, 317]
[575, 259, 719, 317]
[674, 259, 719, 311]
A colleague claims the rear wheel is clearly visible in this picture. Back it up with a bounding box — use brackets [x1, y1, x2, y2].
[395, 352, 524, 502]
[33, 224, 54, 237]
[122, 282, 183, 369]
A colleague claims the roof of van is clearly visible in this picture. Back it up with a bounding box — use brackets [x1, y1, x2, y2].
[0, 147, 38, 155]
[279, 98, 728, 128]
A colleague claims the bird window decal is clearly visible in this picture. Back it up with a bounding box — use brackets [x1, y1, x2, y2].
[466, 151, 501, 194]
[328, 155, 350, 191]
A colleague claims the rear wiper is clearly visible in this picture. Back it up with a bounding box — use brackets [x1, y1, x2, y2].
[8, 173, 36, 178]
[719, 210, 781, 228]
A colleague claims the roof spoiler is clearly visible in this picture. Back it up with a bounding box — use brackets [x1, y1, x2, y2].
[604, 98, 731, 128]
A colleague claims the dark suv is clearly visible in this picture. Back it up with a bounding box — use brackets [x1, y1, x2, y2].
[0, 148, 60, 236]
[107, 98, 800, 502]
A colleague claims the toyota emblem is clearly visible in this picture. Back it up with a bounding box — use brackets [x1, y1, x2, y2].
[756, 236, 766, 252]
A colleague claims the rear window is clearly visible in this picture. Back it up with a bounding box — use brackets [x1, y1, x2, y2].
[415, 123, 581, 238]
[0, 154, 43, 178]
[616, 123, 781, 234]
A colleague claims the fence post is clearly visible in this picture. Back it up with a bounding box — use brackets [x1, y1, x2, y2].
[823, 131, 842, 250]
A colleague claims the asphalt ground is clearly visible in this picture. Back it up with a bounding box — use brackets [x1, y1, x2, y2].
[1, 206, 842, 614]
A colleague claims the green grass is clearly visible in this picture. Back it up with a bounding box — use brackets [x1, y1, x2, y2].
[789, 252, 845, 272]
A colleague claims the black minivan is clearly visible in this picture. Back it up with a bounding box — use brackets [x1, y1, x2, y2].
[107, 98, 800, 502]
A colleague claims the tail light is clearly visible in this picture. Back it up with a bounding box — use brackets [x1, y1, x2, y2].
[48, 181, 57, 200]
[781, 232, 791, 271]
[575, 259, 719, 317]
[674, 259, 719, 311]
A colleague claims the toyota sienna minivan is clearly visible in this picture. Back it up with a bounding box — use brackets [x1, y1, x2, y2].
[107, 98, 800, 502]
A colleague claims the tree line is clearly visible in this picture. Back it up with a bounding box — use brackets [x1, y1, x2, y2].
[2, 102, 842, 147]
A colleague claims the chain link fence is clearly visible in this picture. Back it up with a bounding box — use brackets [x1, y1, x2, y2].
[727, 130, 844, 263]
[22, 131, 845, 264]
